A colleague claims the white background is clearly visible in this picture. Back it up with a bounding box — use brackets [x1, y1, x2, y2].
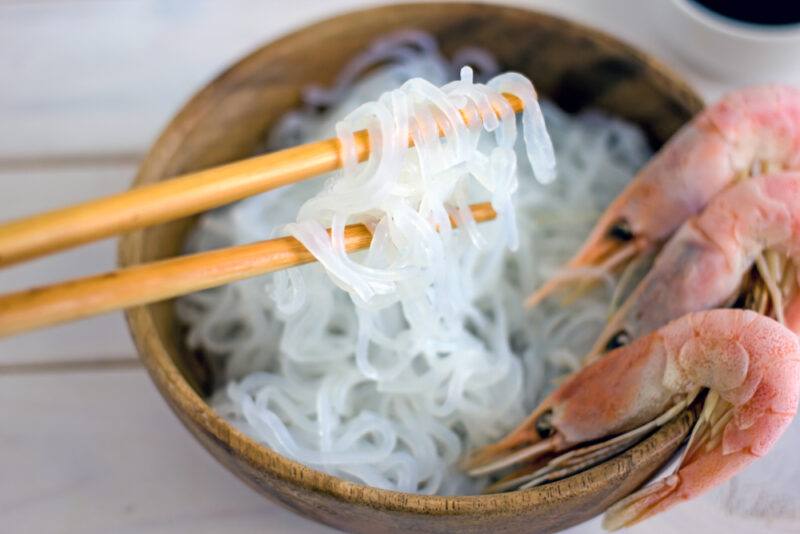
[1, 1, 798, 533]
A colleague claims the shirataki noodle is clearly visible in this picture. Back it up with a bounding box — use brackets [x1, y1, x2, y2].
[177, 31, 652, 495]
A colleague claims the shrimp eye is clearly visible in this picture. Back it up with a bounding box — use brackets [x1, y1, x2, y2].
[535, 409, 555, 439]
[608, 218, 634, 241]
[605, 329, 631, 352]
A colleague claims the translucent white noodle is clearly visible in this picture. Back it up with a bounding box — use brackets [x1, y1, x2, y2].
[179, 31, 652, 495]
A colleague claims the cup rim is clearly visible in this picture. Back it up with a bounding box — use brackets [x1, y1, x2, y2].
[672, 0, 800, 40]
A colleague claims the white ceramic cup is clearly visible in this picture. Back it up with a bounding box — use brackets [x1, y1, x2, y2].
[653, 0, 800, 84]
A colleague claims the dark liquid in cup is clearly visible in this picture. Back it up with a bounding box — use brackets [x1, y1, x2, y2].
[691, 0, 800, 25]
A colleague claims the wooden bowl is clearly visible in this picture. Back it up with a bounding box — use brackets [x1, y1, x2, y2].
[120, 3, 704, 533]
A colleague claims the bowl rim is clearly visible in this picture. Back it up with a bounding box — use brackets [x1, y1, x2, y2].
[671, 0, 800, 40]
[122, 1, 704, 519]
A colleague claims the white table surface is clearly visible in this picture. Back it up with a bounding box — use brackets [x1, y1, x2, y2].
[2, 1, 798, 533]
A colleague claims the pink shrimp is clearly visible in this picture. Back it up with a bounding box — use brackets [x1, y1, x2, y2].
[464, 309, 800, 529]
[587, 171, 800, 361]
[526, 85, 800, 308]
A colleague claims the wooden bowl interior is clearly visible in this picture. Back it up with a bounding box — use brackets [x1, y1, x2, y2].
[122, 3, 703, 533]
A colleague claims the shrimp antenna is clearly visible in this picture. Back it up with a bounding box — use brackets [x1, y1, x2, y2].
[525, 241, 639, 308]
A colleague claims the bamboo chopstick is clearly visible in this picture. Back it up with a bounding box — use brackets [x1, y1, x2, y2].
[0, 203, 497, 338]
[0, 95, 522, 268]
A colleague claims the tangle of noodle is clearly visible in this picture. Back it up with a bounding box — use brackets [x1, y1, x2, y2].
[177, 31, 652, 495]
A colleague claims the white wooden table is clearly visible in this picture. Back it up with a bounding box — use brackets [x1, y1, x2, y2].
[1, 1, 796, 532]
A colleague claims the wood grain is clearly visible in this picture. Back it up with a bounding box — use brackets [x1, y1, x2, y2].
[120, 3, 704, 533]
[0, 356, 140, 375]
